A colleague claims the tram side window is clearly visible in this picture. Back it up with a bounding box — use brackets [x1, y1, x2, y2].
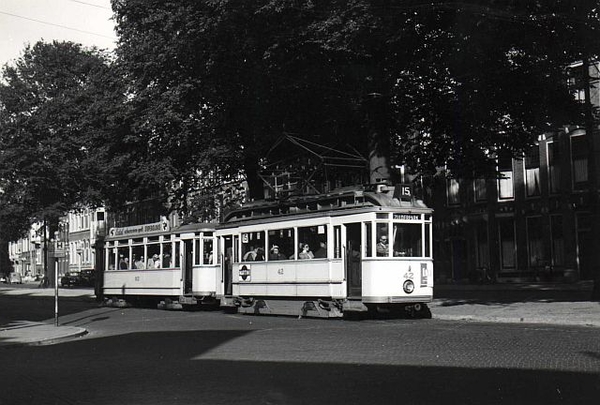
[267, 228, 293, 261]
[334, 226, 341, 259]
[162, 242, 173, 268]
[364, 223, 372, 257]
[242, 231, 265, 261]
[393, 223, 422, 257]
[297, 226, 327, 259]
[203, 239, 214, 264]
[108, 247, 116, 270]
[117, 246, 130, 269]
[132, 245, 145, 269]
[174, 242, 181, 267]
[147, 243, 160, 268]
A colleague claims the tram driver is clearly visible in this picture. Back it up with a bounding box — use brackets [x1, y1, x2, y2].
[376, 235, 389, 257]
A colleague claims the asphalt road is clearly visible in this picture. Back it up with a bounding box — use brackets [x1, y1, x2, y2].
[0, 298, 599, 405]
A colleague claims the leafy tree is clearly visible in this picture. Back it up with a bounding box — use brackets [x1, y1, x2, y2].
[0, 41, 116, 235]
[112, 0, 600, 196]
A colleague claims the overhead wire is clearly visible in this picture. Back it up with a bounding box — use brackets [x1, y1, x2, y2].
[0, 10, 114, 40]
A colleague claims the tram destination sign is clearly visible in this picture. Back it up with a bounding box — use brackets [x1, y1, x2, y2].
[109, 219, 170, 238]
[393, 214, 421, 221]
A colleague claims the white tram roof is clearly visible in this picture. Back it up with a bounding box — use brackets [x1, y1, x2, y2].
[221, 185, 431, 226]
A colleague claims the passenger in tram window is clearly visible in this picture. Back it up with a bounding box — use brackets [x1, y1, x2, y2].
[163, 253, 172, 268]
[313, 241, 327, 258]
[119, 255, 128, 270]
[269, 245, 286, 260]
[149, 254, 160, 268]
[376, 235, 389, 257]
[243, 246, 258, 261]
[255, 248, 265, 261]
[298, 244, 314, 260]
[134, 255, 145, 269]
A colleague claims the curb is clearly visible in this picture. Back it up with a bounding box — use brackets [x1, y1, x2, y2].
[0, 322, 89, 348]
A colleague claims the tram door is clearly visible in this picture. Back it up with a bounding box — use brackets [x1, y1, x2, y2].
[183, 240, 193, 295]
[346, 223, 362, 298]
[223, 236, 233, 295]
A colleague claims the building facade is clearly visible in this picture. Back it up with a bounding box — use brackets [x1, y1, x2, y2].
[431, 126, 600, 283]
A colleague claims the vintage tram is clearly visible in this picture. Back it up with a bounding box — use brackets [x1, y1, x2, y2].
[101, 184, 433, 318]
[217, 184, 433, 318]
[102, 220, 219, 308]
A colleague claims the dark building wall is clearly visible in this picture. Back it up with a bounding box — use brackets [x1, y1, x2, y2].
[432, 128, 599, 283]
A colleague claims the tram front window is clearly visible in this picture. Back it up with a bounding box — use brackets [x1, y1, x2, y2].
[376, 223, 389, 257]
[203, 239, 214, 264]
[393, 223, 422, 257]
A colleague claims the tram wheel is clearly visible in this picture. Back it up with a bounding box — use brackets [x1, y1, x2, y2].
[410, 303, 432, 319]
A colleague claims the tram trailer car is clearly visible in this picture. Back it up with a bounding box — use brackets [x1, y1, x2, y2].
[103, 221, 220, 309]
[217, 184, 433, 318]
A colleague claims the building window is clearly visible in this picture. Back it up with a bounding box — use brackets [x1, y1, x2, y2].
[550, 215, 564, 267]
[498, 217, 516, 269]
[473, 179, 487, 202]
[571, 134, 588, 190]
[447, 178, 460, 205]
[527, 216, 545, 268]
[475, 222, 488, 268]
[548, 142, 561, 194]
[497, 154, 514, 200]
[525, 146, 541, 197]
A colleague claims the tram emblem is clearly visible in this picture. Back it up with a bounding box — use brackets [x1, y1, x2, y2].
[239, 265, 251, 282]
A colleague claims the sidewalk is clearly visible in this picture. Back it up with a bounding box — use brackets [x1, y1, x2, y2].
[431, 280, 600, 327]
[0, 285, 94, 347]
[1, 282, 598, 347]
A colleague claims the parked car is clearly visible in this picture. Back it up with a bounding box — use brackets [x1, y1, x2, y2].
[60, 272, 81, 288]
[9, 272, 22, 284]
[79, 269, 96, 287]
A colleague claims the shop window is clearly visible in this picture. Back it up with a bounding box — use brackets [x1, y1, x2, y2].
[475, 223, 488, 268]
[447, 178, 460, 205]
[571, 134, 588, 190]
[498, 218, 516, 269]
[550, 215, 564, 267]
[498, 154, 514, 200]
[525, 146, 541, 197]
[474, 179, 487, 202]
[548, 142, 561, 194]
[527, 216, 545, 268]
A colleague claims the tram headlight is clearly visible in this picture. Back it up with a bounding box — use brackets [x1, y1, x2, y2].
[403, 280, 415, 294]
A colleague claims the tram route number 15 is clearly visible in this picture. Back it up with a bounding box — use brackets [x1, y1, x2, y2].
[394, 184, 413, 201]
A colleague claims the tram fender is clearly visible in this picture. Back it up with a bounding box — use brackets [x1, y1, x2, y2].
[342, 300, 368, 312]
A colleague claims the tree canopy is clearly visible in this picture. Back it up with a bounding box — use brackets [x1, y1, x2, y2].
[0, 42, 106, 237]
[110, 0, 600, 202]
[3, 1, 600, 237]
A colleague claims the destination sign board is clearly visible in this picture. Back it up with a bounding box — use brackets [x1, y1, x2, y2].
[109, 219, 170, 238]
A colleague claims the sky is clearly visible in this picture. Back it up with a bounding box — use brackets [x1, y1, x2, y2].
[0, 0, 117, 67]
